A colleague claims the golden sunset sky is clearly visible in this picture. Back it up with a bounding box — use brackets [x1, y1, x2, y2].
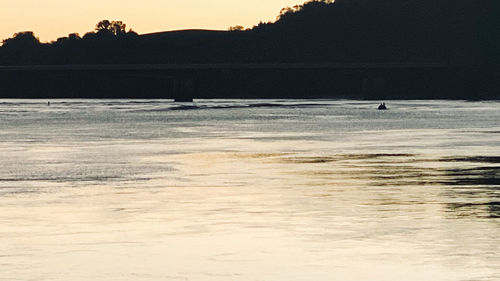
[1, 0, 303, 42]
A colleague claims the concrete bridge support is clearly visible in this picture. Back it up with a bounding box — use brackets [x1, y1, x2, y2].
[362, 77, 387, 99]
[173, 77, 195, 102]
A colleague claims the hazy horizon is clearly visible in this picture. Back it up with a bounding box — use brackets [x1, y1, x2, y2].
[0, 0, 303, 42]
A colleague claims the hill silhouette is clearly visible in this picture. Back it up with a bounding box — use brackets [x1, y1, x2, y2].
[0, 0, 499, 99]
[1, 0, 498, 65]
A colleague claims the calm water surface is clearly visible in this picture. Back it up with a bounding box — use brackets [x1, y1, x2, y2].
[0, 99, 499, 281]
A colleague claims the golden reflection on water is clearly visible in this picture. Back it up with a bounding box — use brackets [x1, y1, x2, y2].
[0, 98, 499, 281]
[1, 142, 499, 281]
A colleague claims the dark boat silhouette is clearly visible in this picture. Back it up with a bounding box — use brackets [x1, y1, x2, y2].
[378, 103, 388, 110]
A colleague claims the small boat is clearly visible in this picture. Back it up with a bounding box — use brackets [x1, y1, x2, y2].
[378, 103, 388, 110]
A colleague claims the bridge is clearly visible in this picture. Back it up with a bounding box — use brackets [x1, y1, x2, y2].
[0, 63, 470, 100]
[0, 63, 446, 71]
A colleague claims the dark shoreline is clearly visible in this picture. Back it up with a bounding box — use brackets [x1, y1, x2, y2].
[1, 64, 497, 100]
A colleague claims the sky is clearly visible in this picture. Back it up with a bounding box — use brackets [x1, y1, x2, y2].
[0, 0, 303, 42]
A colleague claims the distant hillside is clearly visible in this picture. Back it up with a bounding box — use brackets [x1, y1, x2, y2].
[0, 0, 498, 66]
[140, 29, 227, 38]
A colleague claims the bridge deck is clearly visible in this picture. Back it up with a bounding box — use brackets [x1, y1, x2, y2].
[0, 63, 447, 72]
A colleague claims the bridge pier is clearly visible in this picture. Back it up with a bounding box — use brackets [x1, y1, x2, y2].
[173, 77, 195, 102]
[362, 77, 386, 99]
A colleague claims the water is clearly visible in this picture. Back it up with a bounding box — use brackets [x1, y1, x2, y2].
[0, 99, 499, 281]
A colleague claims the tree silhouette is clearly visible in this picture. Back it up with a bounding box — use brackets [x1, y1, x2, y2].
[277, 0, 333, 20]
[96, 20, 112, 32]
[96, 20, 127, 36]
[68, 33, 81, 41]
[228, 25, 245, 31]
[110, 21, 127, 36]
[2, 32, 41, 49]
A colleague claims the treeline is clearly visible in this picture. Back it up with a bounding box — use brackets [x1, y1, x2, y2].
[0, 20, 139, 64]
[0, 0, 498, 66]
